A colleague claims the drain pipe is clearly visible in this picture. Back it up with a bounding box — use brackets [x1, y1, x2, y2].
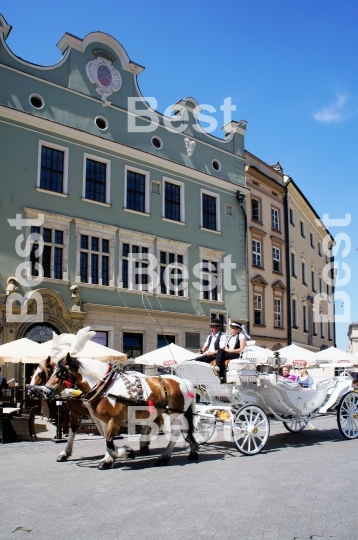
[283, 184, 292, 344]
[237, 191, 249, 334]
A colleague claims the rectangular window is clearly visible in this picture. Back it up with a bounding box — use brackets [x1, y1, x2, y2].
[300, 221, 305, 238]
[85, 158, 106, 203]
[271, 208, 279, 231]
[303, 305, 308, 333]
[126, 170, 146, 212]
[252, 240, 262, 267]
[202, 193, 217, 231]
[159, 251, 185, 297]
[274, 298, 282, 328]
[311, 270, 316, 292]
[29, 225, 64, 280]
[39, 145, 65, 193]
[302, 261, 307, 285]
[79, 233, 111, 286]
[121, 243, 151, 291]
[292, 299, 298, 328]
[328, 322, 332, 341]
[252, 198, 261, 222]
[318, 242, 322, 256]
[201, 259, 218, 301]
[157, 335, 175, 349]
[289, 208, 295, 226]
[273, 247, 281, 273]
[254, 294, 263, 325]
[310, 233, 315, 248]
[319, 277, 323, 294]
[123, 332, 143, 359]
[291, 253, 297, 278]
[313, 318, 317, 336]
[185, 332, 201, 349]
[164, 181, 181, 221]
[320, 317, 324, 338]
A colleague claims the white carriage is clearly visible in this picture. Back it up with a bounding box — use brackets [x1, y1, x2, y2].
[173, 359, 358, 455]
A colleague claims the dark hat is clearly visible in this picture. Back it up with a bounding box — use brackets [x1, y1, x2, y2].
[230, 322, 242, 329]
[209, 318, 222, 327]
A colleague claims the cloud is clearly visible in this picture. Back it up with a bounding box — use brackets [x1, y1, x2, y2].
[313, 92, 351, 123]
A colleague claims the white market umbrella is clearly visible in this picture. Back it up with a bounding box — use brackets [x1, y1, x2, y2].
[135, 343, 197, 367]
[0, 338, 43, 364]
[315, 346, 357, 365]
[241, 341, 272, 362]
[25, 336, 127, 363]
[274, 344, 317, 367]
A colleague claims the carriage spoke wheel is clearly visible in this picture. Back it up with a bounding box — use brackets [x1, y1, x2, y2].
[337, 391, 358, 440]
[193, 416, 216, 444]
[283, 416, 308, 433]
[232, 405, 269, 455]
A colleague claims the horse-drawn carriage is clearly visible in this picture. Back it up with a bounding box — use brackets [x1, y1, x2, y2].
[174, 357, 358, 455]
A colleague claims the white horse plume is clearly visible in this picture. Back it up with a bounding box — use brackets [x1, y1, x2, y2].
[50, 326, 96, 362]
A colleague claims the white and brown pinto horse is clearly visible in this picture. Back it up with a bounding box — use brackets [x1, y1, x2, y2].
[44, 354, 199, 469]
[28, 357, 107, 462]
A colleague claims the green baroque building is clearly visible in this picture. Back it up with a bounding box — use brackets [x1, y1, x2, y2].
[0, 14, 248, 380]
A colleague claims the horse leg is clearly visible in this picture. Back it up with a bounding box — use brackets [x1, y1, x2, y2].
[156, 414, 182, 466]
[184, 402, 199, 461]
[57, 411, 79, 462]
[98, 416, 135, 470]
[139, 415, 163, 455]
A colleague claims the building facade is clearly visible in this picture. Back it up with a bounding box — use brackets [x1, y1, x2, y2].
[245, 152, 288, 350]
[347, 323, 358, 354]
[285, 177, 336, 351]
[0, 15, 249, 382]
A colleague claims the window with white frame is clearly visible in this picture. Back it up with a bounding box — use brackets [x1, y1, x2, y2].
[292, 298, 298, 328]
[124, 166, 150, 214]
[303, 304, 308, 333]
[291, 252, 297, 277]
[157, 237, 190, 297]
[37, 140, 69, 195]
[272, 246, 281, 273]
[271, 207, 280, 231]
[251, 198, 261, 222]
[254, 293, 263, 325]
[274, 298, 282, 327]
[83, 153, 111, 205]
[25, 209, 70, 281]
[119, 229, 155, 291]
[252, 239, 262, 267]
[75, 219, 115, 286]
[198, 247, 224, 302]
[163, 178, 184, 222]
[201, 190, 220, 232]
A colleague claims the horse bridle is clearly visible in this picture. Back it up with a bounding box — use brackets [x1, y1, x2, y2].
[43, 362, 75, 400]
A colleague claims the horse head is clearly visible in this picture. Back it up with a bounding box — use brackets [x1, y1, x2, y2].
[44, 353, 91, 399]
[27, 356, 56, 399]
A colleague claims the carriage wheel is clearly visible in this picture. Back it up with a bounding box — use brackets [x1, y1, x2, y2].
[337, 391, 358, 439]
[232, 405, 269, 455]
[283, 416, 308, 433]
[193, 416, 216, 444]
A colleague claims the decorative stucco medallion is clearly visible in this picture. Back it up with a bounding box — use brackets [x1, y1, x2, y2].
[86, 57, 122, 106]
[184, 137, 196, 157]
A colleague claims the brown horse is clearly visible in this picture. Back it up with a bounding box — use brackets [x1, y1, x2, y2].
[44, 353, 199, 468]
[28, 357, 106, 462]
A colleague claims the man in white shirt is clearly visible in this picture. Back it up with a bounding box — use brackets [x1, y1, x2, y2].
[214, 322, 248, 380]
[198, 319, 227, 364]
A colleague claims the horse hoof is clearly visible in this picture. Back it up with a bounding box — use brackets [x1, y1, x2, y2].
[139, 446, 150, 455]
[98, 461, 113, 470]
[123, 445, 135, 459]
[156, 458, 168, 467]
[188, 452, 199, 461]
[56, 455, 68, 462]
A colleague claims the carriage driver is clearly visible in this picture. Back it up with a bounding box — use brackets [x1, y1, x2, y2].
[198, 319, 227, 364]
[214, 322, 249, 381]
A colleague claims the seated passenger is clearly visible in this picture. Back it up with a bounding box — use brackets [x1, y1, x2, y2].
[297, 366, 314, 389]
[281, 365, 296, 381]
[213, 322, 249, 381]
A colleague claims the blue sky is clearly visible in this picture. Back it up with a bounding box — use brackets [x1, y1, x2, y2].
[2, 1, 357, 349]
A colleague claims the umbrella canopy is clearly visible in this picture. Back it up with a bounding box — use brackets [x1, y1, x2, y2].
[25, 336, 127, 363]
[273, 344, 317, 367]
[0, 338, 43, 363]
[134, 343, 197, 367]
[315, 346, 357, 364]
[241, 342, 272, 361]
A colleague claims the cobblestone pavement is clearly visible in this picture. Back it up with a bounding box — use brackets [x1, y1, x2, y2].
[0, 415, 357, 540]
